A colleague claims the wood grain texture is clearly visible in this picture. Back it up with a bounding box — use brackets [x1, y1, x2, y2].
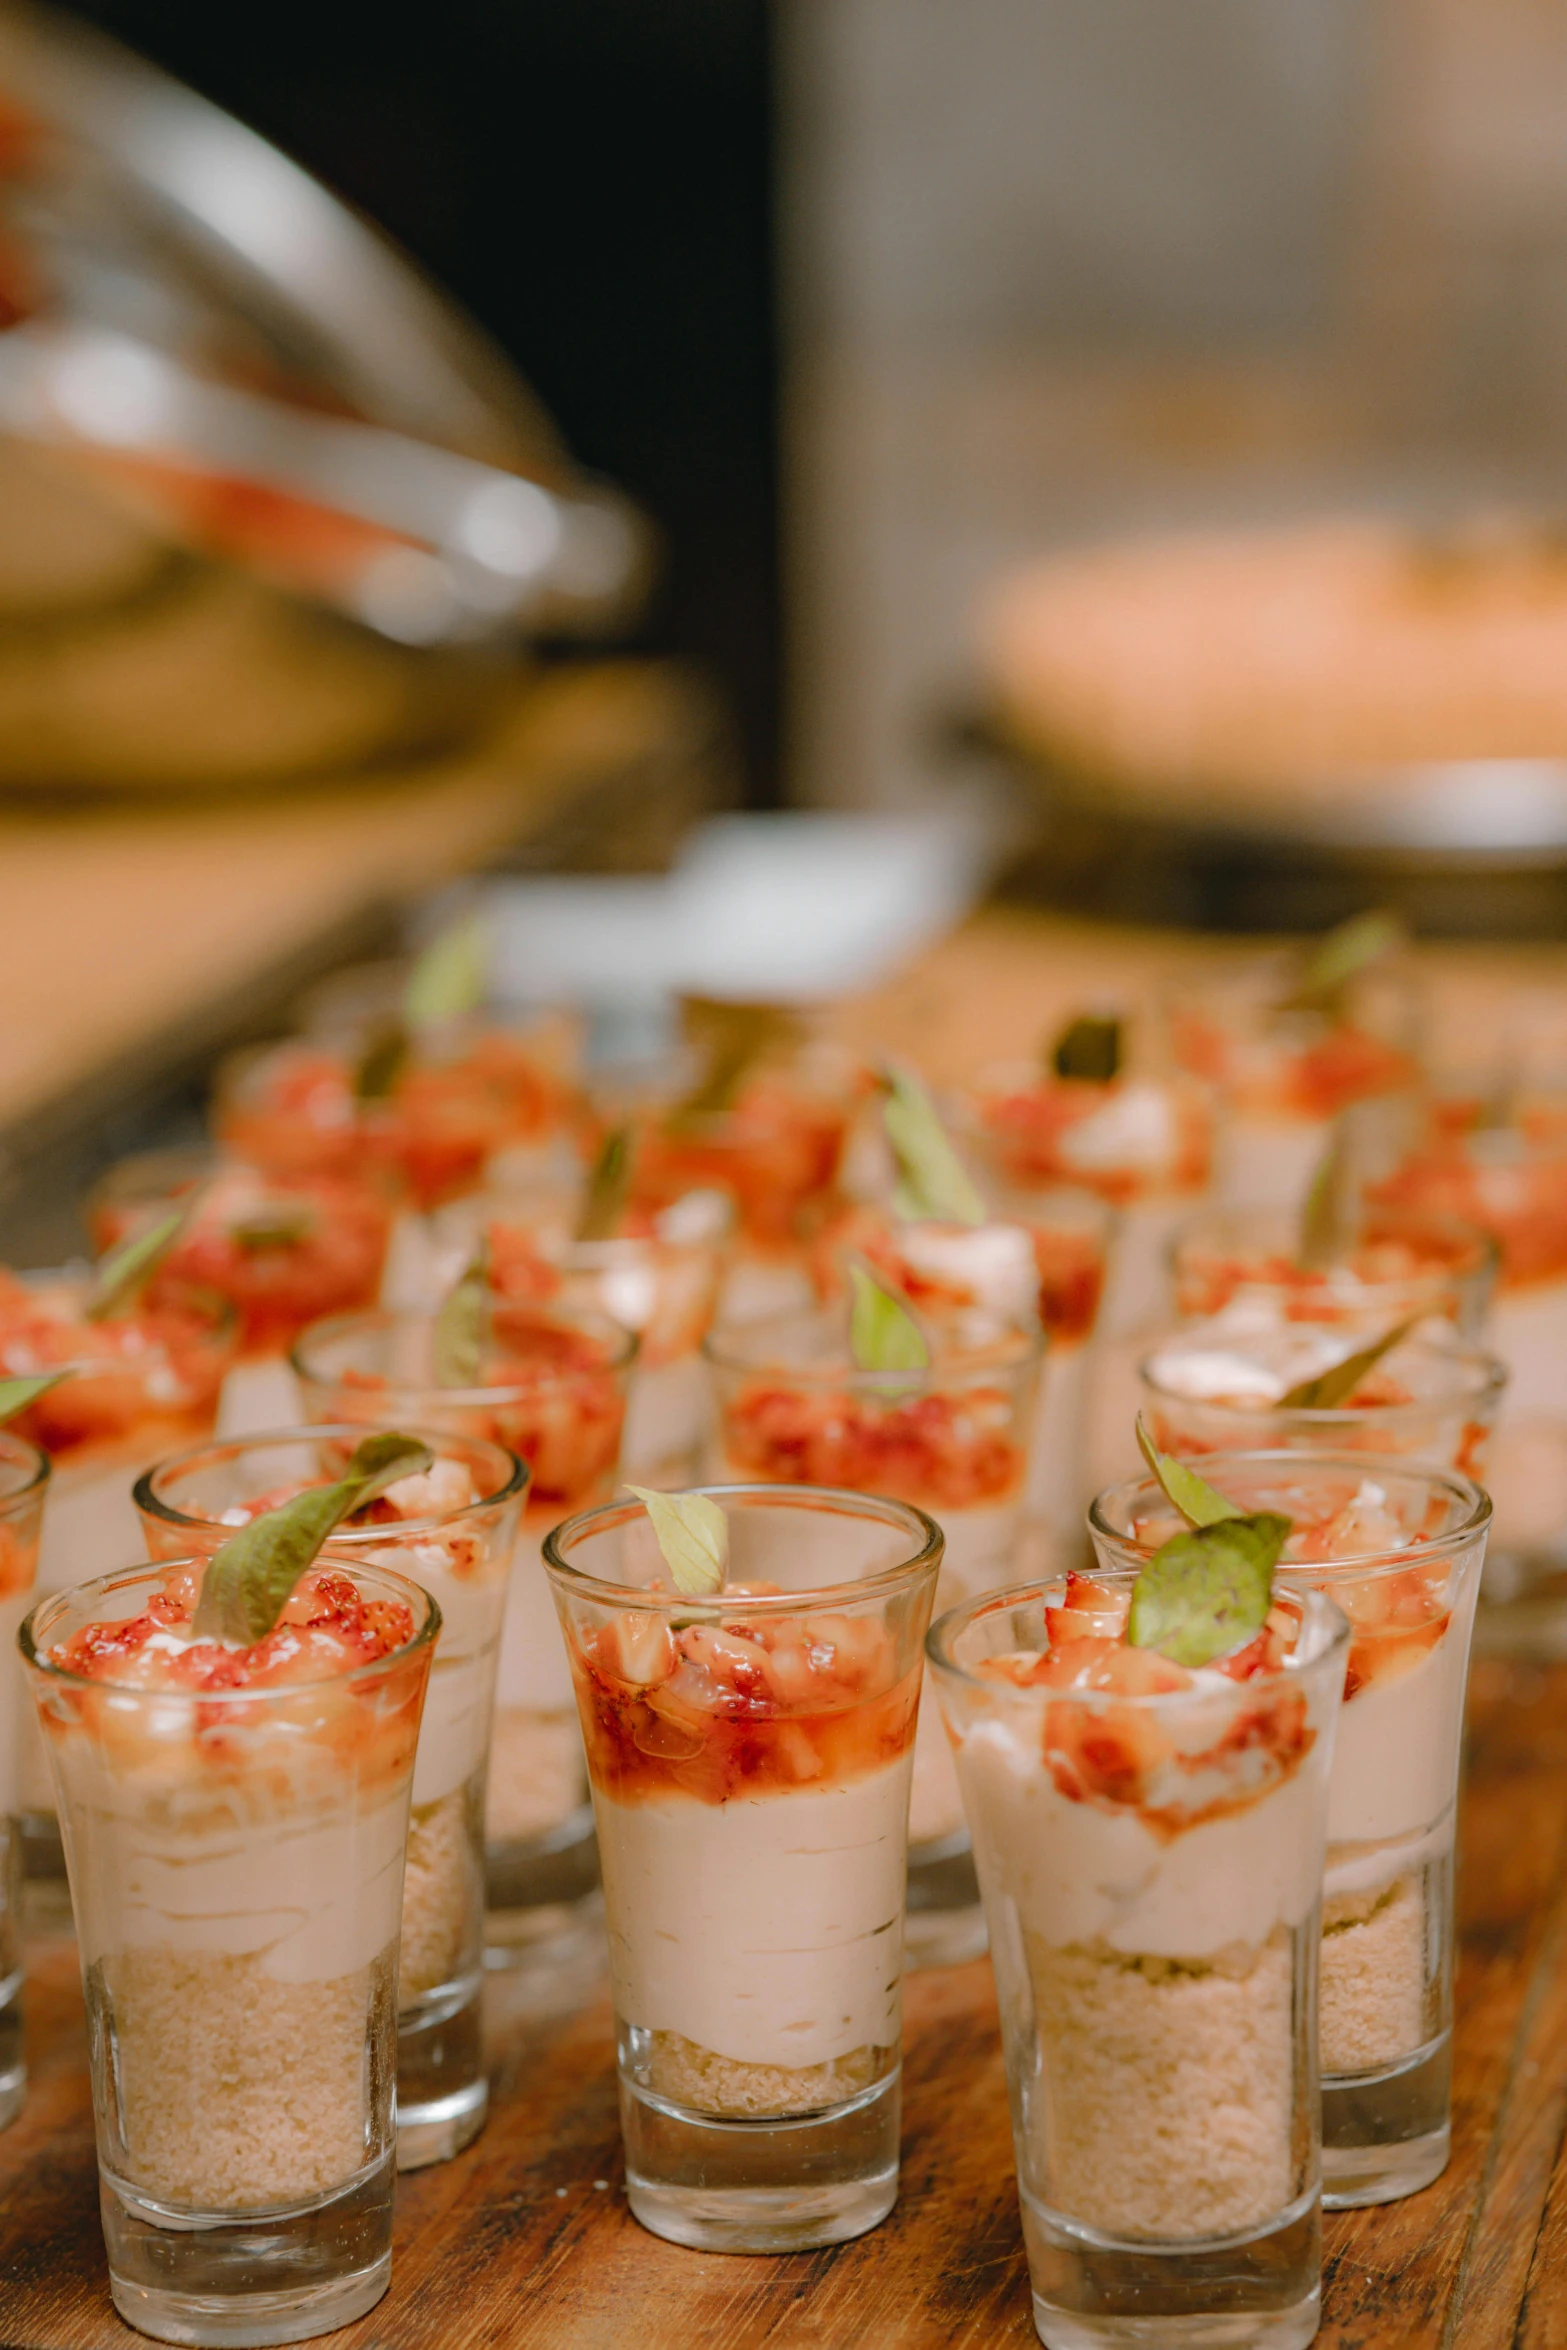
[3, 1661, 1566, 2349]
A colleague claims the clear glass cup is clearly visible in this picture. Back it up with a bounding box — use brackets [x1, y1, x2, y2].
[290, 1303, 636, 1969]
[543, 1483, 940, 2253]
[0, 1432, 48, 2130]
[0, 1271, 240, 1899]
[431, 1180, 728, 1485]
[704, 1302, 1042, 1967]
[21, 1553, 438, 2345]
[1140, 1321, 1505, 1481]
[952, 1062, 1210, 1339]
[1165, 954, 1421, 1214]
[806, 1190, 1112, 1560]
[1169, 1204, 1497, 1342]
[1091, 1452, 1491, 2209]
[927, 1572, 1348, 2350]
[132, 1423, 524, 2170]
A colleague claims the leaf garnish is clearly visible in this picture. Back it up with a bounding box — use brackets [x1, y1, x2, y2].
[1135, 1415, 1244, 1527]
[625, 1484, 727, 1598]
[1297, 1144, 1349, 1270]
[83, 1209, 188, 1322]
[1128, 1512, 1291, 1668]
[353, 1019, 409, 1103]
[433, 1238, 491, 1388]
[403, 912, 491, 1032]
[576, 1124, 633, 1242]
[1286, 909, 1403, 1014]
[848, 1259, 930, 1381]
[668, 1000, 795, 1129]
[191, 1429, 434, 1645]
[228, 1204, 318, 1253]
[0, 1370, 72, 1425]
[1277, 1319, 1414, 1410]
[882, 1063, 985, 1226]
[1051, 1014, 1122, 1083]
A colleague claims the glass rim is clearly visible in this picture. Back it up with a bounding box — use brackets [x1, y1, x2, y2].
[289, 1300, 641, 1393]
[542, 1481, 943, 1613]
[702, 1305, 1046, 1384]
[1089, 1447, 1493, 1574]
[925, 1572, 1350, 1698]
[0, 1426, 49, 1511]
[1138, 1330, 1507, 1420]
[131, 1420, 528, 1537]
[17, 1265, 241, 1351]
[19, 1551, 442, 1697]
[1167, 1201, 1498, 1285]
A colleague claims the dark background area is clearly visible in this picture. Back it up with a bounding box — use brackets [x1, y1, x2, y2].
[63, 0, 784, 804]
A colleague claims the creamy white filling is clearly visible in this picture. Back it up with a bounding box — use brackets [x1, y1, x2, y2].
[0, 1587, 30, 1819]
[1324, 1608, 1475, 1856]
[896, 1224, 1040, 1324]
[1146, 1307, 1352, 1405]
[38, 1464, 144, 1594]
[1489, 1282, 1567, 1420]
[1215, 1116, 1330, 1216]
[596, 1763, 910, 2068]
[1098, 1195, 1186, 1341]
[953, 1708, 1325, 1958]
[495, 1527, 575, 1710]
[216, 1357, 301, 1439]
[1025, 1340, 1091, 1537]
[53, 1746, 409, 1982]
[1057, 1082, 1180, 1180]
[623, 1353, 708, 1481]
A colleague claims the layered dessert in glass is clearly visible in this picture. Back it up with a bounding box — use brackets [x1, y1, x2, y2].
[1091, 1452, 1489, 2207]
[432, 1178, 727, 1486]
[133, 1425, 523, 2168]
[1171, 1205, 1495, 1341]
[704, 1301, 1041, 1964]
[954, 1059, 1208, 1336]
[544, 1483, 940, 2251]
[1167, 951, 1418, 1213]
[1141, 1315, 1504, 1480]
[290, 1302, 634, 1957]
[0, 1431, 47, 2129]
[808, 1190, 1111, 1557]
[21, 1551, 437, 2344]
[88, 1148, 393, 1434]
[928, 1570, 1346, 2347]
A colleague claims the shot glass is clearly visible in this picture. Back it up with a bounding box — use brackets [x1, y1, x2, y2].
[1170, 1205, 1496, 1342]
[927, 1573, 1347, 2350]
[705, 1303, 1043, 1967]
[21, 1553, 437, 2345]
[1141, 1320, 1505, 1480]
[0, 1432, 47, 2129]
[544, 1483, 940, 2252]
[88, 1147, 394, 1434]
[432, 1181, 727, 1485]
[0, 1271, 239, 1894]
[291, 1303, 635, 1964]
[953, 1062, 1209, 1338]
[133, 1424, 525, 2169]
[1091, 1452, 1491, 2207]
[1166, 953, 1419, 1213]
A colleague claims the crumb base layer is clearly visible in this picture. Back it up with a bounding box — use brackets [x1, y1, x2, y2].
[619, 2063, 900, 2254]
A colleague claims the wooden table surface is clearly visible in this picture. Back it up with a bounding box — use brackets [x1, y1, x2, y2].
[0, 1651, 1561, 2350]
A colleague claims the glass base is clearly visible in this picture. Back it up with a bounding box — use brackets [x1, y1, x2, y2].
[620, 2066, 900, 2253]
[905, 1836, 988, 1971]
[102, 2154, 395, 2347]
[484, 1806, 601, 1969]
[0, 1970, 22, 2131]
[1023, 2186, 1320, 2350]
[396, 1977, 487, 2170]
[1322, 2032, 1451, 2208]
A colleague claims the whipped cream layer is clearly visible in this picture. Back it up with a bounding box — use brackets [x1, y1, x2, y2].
[953, 1705, 1324, 1959]
[1323, 1602, 1477, 1862]
[1215, 1116, 1329, 1216]
[597, 1763, 910, 2068]
[624, 1354, 708, 1482]
[54, 1742, 409, 1984]
[0, 1587, 29, 1818]
[1026, 1345, 1092, 1537]
[1099, 1196, 1185, 1341]
[1146, 1305, 1358, 1406]
[1489, 1282, 1567, 1419]
[355, 1538, 505, 1807]
[495, 1528, 575, 1711]
[896, 1224, 1040, 1324]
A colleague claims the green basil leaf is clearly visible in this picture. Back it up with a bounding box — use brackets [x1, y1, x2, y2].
[1051, 1014, 1122, 1083]
[626, 1484, 727, 1597]
[1297, 1145, 1349, 1270]
[882, 1063, 986, 1226]
[1128, 1512, 1290, 1667]
[668, 1001, 794, 1128]
[1276, 1319, 1415, 1410]
[1287, 909, 1403, 1013]
[402, 912, 491, 1032]
[1135, 1416, 1244, 1526]
[0, 1370, 72, 1426]
[227, 1204, 318, 1253]
[191, 1430, 435, 1645]
[848, 1259, 930, 1378]
[353, 1019, 409, 1103]
[83, 1209, 188, 1322]
[576, 1124, 633, 1242]
[433, 1239, 491, 1388]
